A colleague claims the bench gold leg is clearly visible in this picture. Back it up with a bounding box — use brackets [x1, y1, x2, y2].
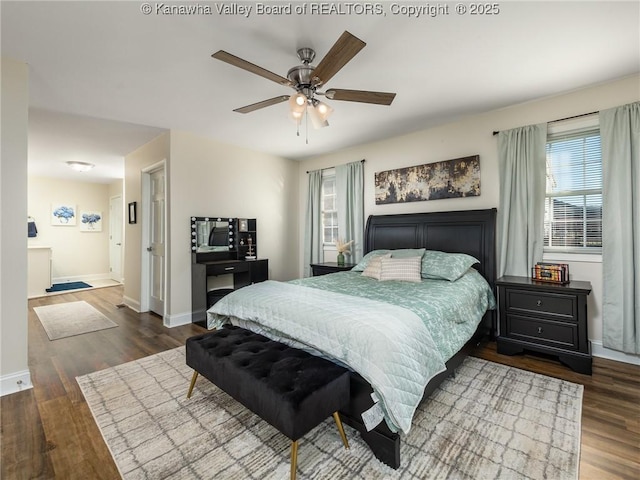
[332, 412, 349, 449]
[186, 371, 198, 399]
[290, 440, 298, 480]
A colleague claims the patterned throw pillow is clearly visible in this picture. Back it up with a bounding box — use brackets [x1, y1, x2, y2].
[379, 256, 422, 283]
[351, 250, 390, 272]
[351, 248, 426, 272]
[361, 253, 392, 280]
[421, 250, 479, 281]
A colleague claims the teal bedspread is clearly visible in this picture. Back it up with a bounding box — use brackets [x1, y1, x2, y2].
[290, 269, 496, 362]
[207, 269, 495, 434]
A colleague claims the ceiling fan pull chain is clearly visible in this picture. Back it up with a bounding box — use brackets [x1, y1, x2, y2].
[305, 107, 309, 144]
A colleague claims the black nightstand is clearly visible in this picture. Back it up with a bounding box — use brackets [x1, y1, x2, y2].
[310, 262, 356, 276]
[496, 275, 592, 375]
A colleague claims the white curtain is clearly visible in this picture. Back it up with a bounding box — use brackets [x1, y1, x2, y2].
[336, 160, 364, 264]
[303, 170, 323, 277]
[601, 101, 640, 354]
[497, 124, 547, 277]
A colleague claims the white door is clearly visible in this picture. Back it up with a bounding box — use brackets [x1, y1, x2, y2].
[148, 168, 165, 316]
[109, 195, 123, 282]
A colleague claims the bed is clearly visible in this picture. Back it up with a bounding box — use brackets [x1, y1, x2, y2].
[207, 208, 497, 468]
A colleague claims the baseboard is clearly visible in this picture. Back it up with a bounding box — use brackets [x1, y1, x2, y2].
[164, 312, 192, 328]
[591, 340, 640, 366]
[122, 295, 141, 313]
[52, 273, 112, 284]
[0, 370, 33, 397]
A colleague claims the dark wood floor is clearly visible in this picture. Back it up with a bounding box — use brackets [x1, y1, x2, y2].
[2, 285, 639, 479]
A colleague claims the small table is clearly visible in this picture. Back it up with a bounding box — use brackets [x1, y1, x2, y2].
[496, 275, 592, 374]
[310, 262, 356, 276]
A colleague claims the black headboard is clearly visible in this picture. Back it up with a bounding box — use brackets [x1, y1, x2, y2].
[364, 208, 497, 290]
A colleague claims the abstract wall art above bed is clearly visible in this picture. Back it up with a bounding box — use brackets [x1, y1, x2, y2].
[374, 155, 480, 204]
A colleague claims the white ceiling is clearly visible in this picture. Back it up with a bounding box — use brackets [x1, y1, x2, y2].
[2, 1, 639, 182]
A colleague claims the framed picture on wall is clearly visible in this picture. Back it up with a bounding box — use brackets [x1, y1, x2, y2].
[80, 211, 102, 232]
[51, 204, 76, 226]
[128, 202, 137, 224]
[374, 155, 481, 205]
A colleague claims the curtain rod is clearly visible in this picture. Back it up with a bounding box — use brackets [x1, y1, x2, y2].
[306, 159, 365, 174]
[492, 110, 599, 136]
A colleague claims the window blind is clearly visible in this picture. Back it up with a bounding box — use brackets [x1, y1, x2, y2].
[544, 127, 602, 251]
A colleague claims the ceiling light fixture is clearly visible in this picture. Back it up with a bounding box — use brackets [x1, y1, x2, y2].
[284, 50, 336, 141]
[66, 161, 95, 172]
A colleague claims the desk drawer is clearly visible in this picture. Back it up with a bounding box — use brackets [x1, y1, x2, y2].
[206, 262, 249, 276]
[505, 290, 576, 320]
[505, 314, 578, 350]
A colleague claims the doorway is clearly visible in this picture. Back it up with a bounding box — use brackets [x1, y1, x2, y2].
[140, 161, 166, 320]
[109, 194, 123, 282]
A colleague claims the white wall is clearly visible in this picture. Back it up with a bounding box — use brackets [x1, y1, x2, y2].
[123, 132, 170, 311]
[1, 58, 32, 396]
[167, 130, 299, 326]
[28, 176, 112, 283]
[123, 130, 299, 327]
[298, 74, 640, 363]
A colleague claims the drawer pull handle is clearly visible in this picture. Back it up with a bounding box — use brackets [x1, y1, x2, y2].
[536, 300, 542, 307]
[537, 327, 543, 334]
[224, 267, 235, 271]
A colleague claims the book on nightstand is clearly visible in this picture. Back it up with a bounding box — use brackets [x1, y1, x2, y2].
[531, 262, 569, 284]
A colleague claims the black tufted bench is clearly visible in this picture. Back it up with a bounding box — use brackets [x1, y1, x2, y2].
[185, 326, 350, 480]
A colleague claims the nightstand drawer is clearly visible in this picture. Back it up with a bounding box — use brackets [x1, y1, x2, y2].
[505, 290, 576, 320]
[506, 314, 578, 350]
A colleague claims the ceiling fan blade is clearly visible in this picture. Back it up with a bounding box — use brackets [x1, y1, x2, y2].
[212, 50, 292, 87]
[312, 31, 366, 87]
[325, 89, 396, 105]
[233, 95, 290, 114]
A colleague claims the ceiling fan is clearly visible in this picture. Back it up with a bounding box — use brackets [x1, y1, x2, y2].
[212, 31, 396, 130]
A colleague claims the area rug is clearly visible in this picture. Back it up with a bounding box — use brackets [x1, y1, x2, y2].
[34, 300, 118, 340]
[77, 348, 583, 480]
[46, 281, 92, 292]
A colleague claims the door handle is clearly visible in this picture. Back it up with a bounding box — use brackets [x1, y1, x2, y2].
[147, 246, 153, 252]
[116, 243, 122, 246]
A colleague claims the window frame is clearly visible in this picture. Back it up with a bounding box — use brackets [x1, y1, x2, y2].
[321, 168, 338, 248]
[543, 115, 602, 255]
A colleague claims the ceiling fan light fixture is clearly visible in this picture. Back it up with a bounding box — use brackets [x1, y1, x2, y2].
[289, 92, 307, 113]
[66, 161, 95, 172]
[308, 105, 329, 129]
[314, 100, 334, 121]
[289, 110, 304, 125]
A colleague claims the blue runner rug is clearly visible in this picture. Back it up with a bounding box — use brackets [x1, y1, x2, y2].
[46, 281, 92, 292]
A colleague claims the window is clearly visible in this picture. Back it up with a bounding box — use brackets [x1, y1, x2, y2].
[321, 170, 338, 245]
[544, 118, 602, 253]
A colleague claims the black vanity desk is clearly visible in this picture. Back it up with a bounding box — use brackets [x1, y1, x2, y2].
[190, 216, 268, 326]
[191, 257, 268, 325]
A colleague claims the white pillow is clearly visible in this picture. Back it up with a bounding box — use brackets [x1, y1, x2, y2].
[379, 256, 422, 283]
[361, 253, 392, 280]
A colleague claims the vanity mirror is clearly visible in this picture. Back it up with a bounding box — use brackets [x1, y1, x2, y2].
[191, 217, 235, 253]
